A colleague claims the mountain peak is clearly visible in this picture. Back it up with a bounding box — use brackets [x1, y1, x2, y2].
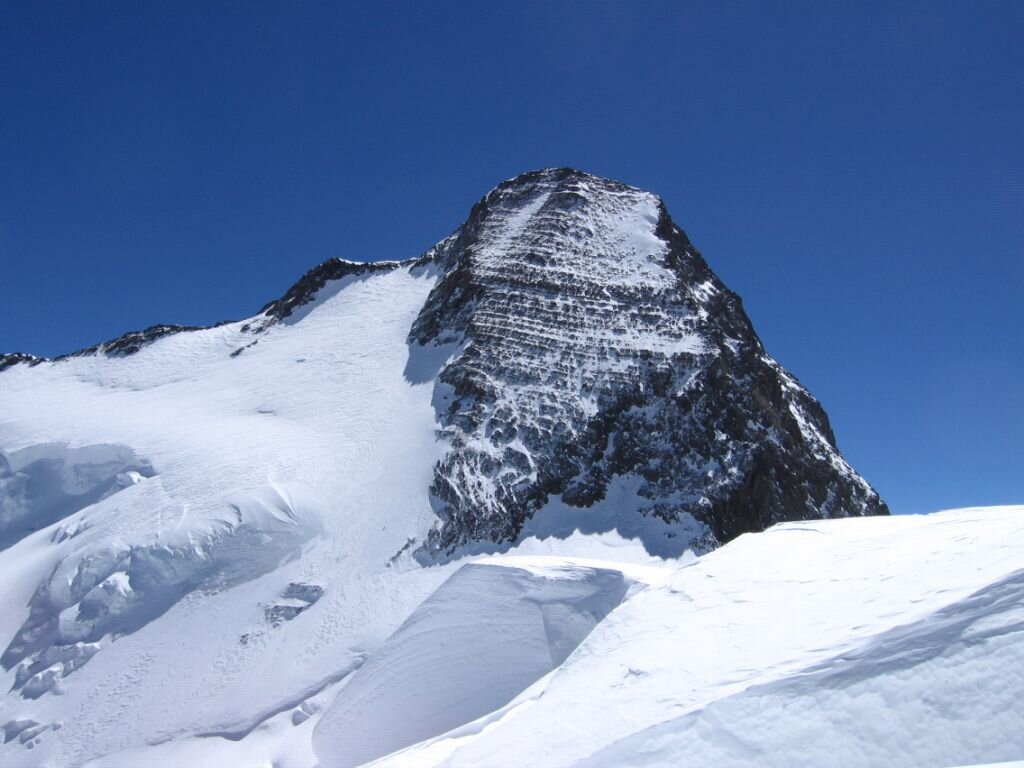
[407, 169, 886, 557]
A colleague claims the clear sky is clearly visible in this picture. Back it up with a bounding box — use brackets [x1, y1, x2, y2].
[1, 1, 1021, 515]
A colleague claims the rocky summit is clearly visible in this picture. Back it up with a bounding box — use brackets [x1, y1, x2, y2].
[409, 168, 887, 556]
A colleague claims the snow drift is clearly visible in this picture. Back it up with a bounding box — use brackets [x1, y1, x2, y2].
[313, 558, 658, 767]
[371, 507, 1024, 768]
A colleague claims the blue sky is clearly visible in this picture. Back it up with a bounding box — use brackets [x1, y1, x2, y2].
[1, 1, 1021, 515]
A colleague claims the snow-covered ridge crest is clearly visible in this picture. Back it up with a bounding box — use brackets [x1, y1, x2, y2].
[0, 259, 447, 764]
[0, 258, 419, 365]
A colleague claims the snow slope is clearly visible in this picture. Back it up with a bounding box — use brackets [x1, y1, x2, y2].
[74, 507, 1024, 768]
[313, 557, 664, 768]
[0, 263, 462, 765]
[368, 506, 1024, 768]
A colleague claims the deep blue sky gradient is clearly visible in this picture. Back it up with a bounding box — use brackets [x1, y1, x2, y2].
[2, 1, 1022, 515]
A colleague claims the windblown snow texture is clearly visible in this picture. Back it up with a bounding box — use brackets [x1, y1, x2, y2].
[409, 168, 886, 556]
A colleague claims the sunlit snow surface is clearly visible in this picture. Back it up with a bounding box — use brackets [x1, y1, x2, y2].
[0, 264, 457, 765]
[1, 262, 1021, 767]
[364, 507, 1024, 768]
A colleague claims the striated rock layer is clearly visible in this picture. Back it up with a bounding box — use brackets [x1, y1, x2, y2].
[409, 168, 887, 555]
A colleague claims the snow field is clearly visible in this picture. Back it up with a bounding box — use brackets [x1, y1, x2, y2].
[0, 264, 456, 766]
[372, 507, 1024, 768]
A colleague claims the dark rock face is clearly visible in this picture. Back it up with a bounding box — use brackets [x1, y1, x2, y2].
[257, 258, 403, 323]
[410, 168, 887, 556]
[58, 325, 206, 360]
[0, 354, 44, 373]
[2, 327, 213, 366]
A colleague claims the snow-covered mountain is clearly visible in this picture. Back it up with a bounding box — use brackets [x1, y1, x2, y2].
[412, 168, 887, 554]
[1, 168, 1015, 768]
